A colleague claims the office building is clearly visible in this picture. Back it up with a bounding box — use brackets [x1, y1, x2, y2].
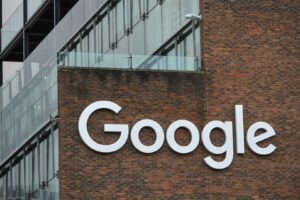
[0, 0, 299, 199]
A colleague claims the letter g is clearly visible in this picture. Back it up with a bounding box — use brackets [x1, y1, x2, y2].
[78, 101, 129, 153]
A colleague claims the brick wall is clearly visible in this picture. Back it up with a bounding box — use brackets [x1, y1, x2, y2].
[200, 0, 299, 198]
[58, 0, 300, 199]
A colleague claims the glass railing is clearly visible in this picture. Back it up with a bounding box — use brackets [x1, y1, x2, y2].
[1, 2, 24, 51]
[59, 52, 198, 71]
[0, 0, 106, 164]
[27, 0, 47, 20]
[0, 60, 57, 163]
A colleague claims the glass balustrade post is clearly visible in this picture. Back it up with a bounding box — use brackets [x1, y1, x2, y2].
[127, 54, 133, 69]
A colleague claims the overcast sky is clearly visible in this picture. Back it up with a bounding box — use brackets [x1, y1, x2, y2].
[2, 0, 23, 83]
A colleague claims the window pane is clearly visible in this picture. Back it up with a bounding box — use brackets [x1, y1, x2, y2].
[162, 0, 180, 41]
[132, 0, 141, 26]
[116, 0, 125, 40]
[130, 21, 145, 55]
[33, 147, 39, 192]
[102, 14, 110, 53]
[148, 0, 157, 12]
[145, 4, 162, 54]
[26, 152, 32, 194]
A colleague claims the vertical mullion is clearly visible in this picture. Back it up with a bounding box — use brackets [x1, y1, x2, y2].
[51, 122, 55, 177]
[192, 20, 197, 70]
[93, 20, 97, 65]
[23, 149, 26, 199]
[87, 31, 90, 67]
[9, 161, 12, 200]
[139, 0, 142, 18]
[18, 162, 21, 199]
[115, 3, 118, 47]
[46, 135, 49, 185]
[5, 173, 8, 200]
[80, 34, 83, 67]
[107, 5, 111, 49]
[123, 0, 126, 33]
[130, 0, 133, 29]
[37, 135, 40, 190]
[31, 146, 34, 195]
[74, 44, 77, 67]
[101, 20, 103, 57]
[175, 37, 178, 70]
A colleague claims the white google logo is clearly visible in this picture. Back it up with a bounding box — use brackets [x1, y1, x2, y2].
[78, 101, 276, 170]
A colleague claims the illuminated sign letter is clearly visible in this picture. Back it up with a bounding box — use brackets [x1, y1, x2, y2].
[131, 119, 164, 153]
[78, 101, 128, 153]
[166, 120, 200, 154]
[201, 121, 234, 170]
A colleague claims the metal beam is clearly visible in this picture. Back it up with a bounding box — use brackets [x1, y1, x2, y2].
[23, 0, 30, 59]
[54, 0, 61, 25]
[23, 32, 30, 59]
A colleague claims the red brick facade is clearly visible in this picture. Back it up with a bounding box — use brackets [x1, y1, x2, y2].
[58, 0, 300, 199]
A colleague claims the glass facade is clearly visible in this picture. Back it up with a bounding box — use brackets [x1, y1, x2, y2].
[1, 0, 51, 51]
[0, 126, 59, 200]
[58, 0, 200, 71]
[0, 61, 58, 163]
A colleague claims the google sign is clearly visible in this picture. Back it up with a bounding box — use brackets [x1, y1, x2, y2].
[78, 101, 276, 170]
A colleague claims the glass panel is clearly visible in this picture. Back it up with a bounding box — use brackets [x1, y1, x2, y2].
[45, 176, 59, 200]
[148, 0, 157, 11]
[33, 147, 39, 192]
[20, 158, 25, 199]
[162, 0, 180, 41]
[81, 32, 89, 67]
[115, 0, 125, 41]
[1, 2, 24, 51]
[130, 20, 146, 55]
[54, 129, 59, 173]
[2, 85, 10, 108]
[12, 164, 18, 199]
[102, 14, 110, 53]
[48, 132, 54, 180]
[132, 0, 141, 26]
[145, 4, 162, 54]
[88, 26, 96, 66]
[7, 168, 11, 200]
[27, 0, 46, 20]
[26, 151, 33, 194]
[10, 74, 19, 99]
[95, 19, 102, 60]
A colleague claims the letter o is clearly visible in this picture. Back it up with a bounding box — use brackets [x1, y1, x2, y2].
[166, 120, 200, 154]
[131, 119, 164, 153]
